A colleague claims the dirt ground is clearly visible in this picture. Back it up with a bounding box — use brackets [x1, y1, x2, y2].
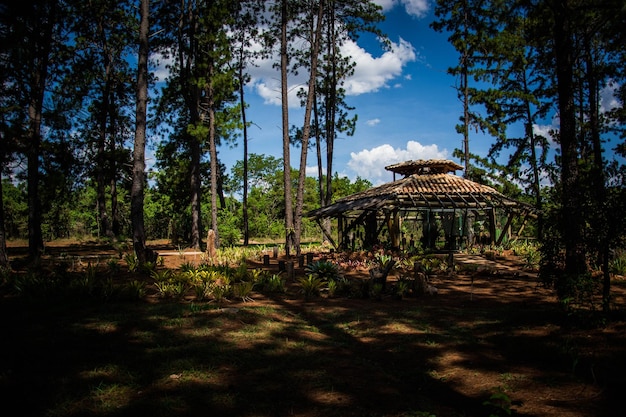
[4, 240, 626, 417]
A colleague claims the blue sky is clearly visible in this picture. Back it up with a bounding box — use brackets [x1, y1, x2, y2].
[226, 0, 464, 186]
[151, 0, 620, 186]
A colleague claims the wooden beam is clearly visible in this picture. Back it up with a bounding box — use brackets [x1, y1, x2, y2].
[496, 211, 515, 246]
[315, 218, 337, 249]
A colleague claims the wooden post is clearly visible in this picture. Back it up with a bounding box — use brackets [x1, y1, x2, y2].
[337, 214, 344, 249]
[263, 254, 270, 266]
[488, 208, 497, 246]
[206, 229, 216, 263]
[286, 261, 294, 280]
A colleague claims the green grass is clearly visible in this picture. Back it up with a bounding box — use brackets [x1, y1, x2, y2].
[2, 276, 624, 417]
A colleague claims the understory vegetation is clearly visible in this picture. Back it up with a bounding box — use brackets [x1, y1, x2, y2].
[1, 239, 625, 417]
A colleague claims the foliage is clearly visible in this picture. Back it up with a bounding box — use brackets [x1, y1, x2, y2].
[232, 280, 254, 302]
[512, 241, 541, 270]
[609, 250, 626, 276]
[304, 260, 341, 282]
[216, 200, 243, 247]
[257, 272, 286, 293]
[123, 253, 139, 273]
[298, 274, 324, 300]
[373, 253, 395, 271]
[125, 279, 147, 300]
[483, 386, 512, 416]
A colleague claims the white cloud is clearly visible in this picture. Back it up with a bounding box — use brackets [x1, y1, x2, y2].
[249, 36, 416, 105]
[600, 80, 621, 113]
[532, 124, 553, 140]
[366, 118, 381, 126]
[305, 165, 320, 177]
[401, 0, 431, 18]
[343, 37, 417, 95]
[150, 52, 175, 83]
[347, 140, 448, 184]
[373, 0, 431, 18]
[373, 0, 396, 11]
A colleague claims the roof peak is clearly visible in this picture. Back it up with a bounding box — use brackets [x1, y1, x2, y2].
[385, 159, 464, 176]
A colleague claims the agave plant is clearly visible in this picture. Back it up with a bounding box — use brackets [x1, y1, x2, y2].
[304, 260, 341, 282]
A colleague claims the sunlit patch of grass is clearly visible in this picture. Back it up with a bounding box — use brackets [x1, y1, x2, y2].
[83, 320, 118, 333]
[285, 339, 311, 351]
[238, 323, 263, 337]
[161, 317, 187, 328]
[91, 382, 136, 412]
[80, 364, 134, 382]
[49, 376, 138, 416]
[380, 322, 425, 334]
[247, 305, 279, 315]
[186, 326, 219, 338]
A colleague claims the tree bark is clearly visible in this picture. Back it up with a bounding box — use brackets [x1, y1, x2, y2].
[190, 136, 202, 250]
[280, 0, 295, 256]
[0, 174, 8, 267]
[552, 0, 587, 279]
[294, 0, 324, 256]
[239, 59, 250, 246]
[131, 0, 149, 264]
[208, 61, 219, 250]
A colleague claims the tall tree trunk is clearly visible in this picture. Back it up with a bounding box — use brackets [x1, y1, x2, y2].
[0, 173, 8, 267]
[294, 0, 324, 256]
[238, 59, 250, 246]
[25, 0, 57, 259]
[110, 162, 119, 236]
[190, 136, 202, 250]
[522, 70, 543, 240]
[27, 97, 44, 258]
[208, 61, 219, 249]
[461, 2, 470, 177]
[323, 3, 336, 210]
[584, 41, 610, 312]
[314, 94, 330, 242]
[280, 0, 295, 256]
[552, 0, 586, 280]
[109, 110, 120, 238]
[131, 0, 149, 264]
[97, 73, 112, 239]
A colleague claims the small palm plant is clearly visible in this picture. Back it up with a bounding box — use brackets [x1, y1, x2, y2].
[298, 274, 324, 300]
[233, 281, 254, 302]
[124, 253, 139, 273]
[305, 260, 341, 282]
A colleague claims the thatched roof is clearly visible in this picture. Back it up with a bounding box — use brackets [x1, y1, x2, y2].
[308, 160, 534, 219]
[385, 159, 464, 176]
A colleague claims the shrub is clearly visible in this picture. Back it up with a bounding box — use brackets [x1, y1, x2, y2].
[125, 279, 146, 299]
[124, 253, 138, 272]
[258, 273, 285, 293]
[298, 275, 324, 300]
[304, 260, 341, 282]
[233, 281, 254, 302]
[609, 251, 626, 276]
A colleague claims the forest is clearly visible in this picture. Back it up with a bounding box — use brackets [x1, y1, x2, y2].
[2, 2, 626, 416]
[1, 0, 626, 311]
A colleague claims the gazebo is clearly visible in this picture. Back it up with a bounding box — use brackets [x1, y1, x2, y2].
[308, 159, 535, 251]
